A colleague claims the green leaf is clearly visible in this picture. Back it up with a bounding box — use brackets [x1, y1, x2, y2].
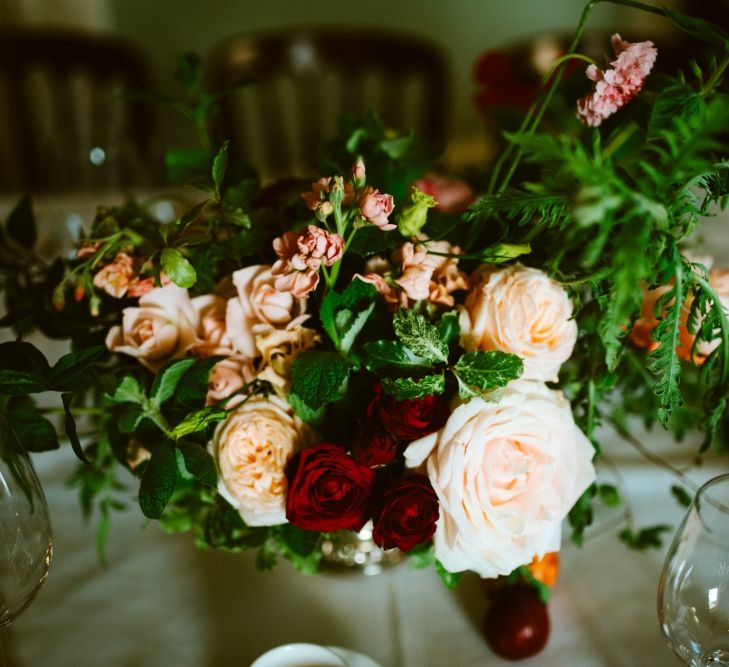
[61, 392, 88, 463]
[568, 487, 595, 547]
[0, 370, 47, 394]
[671, 485, 693, 508]
[0, 341, 50, 393]
[438, 312, 460, 346]
[256, 537, 279, 571]
[287, 392, 327, 423]
[139, 441, 178, 519]
[109, 376, 145, 404]
[165, 147, 212, 184]
[117, 403, 146, 433]
[320, 280, 378, 353]
[273, 524, 322, 574]
[5, 396, 59, 452]
[435, 560, 463, 589]
[648, 84, 706, 139]
[151, 358, 196, 406]
[5, 194, 36, 249]
[479, 242, 532, 263]
[174, 356, 223, 410]
[169, 406, 227, 439]
[380, 374, 445, 400]
[48, 346, 105, 391]
[289, 351, 351, 410]
[408, 541, 435, 570]
[663, 8, 729, 51]
[212, 140, 230, 198]
[177, 441, 217, 487]
[618, 524, 672, 552]
[378, 132, 415, 159]
[363, 340, 432, 372]
[160, 248, 197, 288]
[392, 310, 448, 364]
[597, 484, 621, 507]
[453, 351, 523, 395]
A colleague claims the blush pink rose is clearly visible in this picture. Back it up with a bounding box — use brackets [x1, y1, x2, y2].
[105, 284, 200, 372]
[190, 294, 233, 357]
[225, 265, 307, 358]
[405, 380, 596, 578]
[206, 355, 256, 408]
[359, 187, 396, 230]
[459, 263, 577, 382]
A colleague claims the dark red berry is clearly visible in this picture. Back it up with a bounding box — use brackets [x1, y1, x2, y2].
[482, 584, 550, 660]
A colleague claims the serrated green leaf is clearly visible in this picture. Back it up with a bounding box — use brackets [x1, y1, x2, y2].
[177, 441, 217, 487]
[161, 248, 197, 288]
[139, 440, 178, 519]
[6, 194, 36, 249]
[320, 280, 378, 352]
[392, 310, 448, 363]
[380, 374, 445, 400]
[169, 406, 227, 439]
[648, 85, 706, 139]
[287, 391, 327, 423]
[453, 350, 523, 394]
[5, 396, 59, 452]
[117, 403, 145, 433]
[290, 351, 351, 410]
[151, 358, 196, 406]
[109, 376, 145, 404]
[363, 340, 432, 372]
[435, 560, 463, 589]
[48, 346, 105, 391]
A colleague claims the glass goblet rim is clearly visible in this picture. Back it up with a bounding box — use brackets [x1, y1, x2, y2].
[694, 472, 729, 536]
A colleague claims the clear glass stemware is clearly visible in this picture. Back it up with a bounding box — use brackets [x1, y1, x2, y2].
[659, 473, 729, 666]
[0, 420, 54, 664]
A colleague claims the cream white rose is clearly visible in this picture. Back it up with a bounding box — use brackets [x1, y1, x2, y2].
[225, 265, 308, 358]
[212, 395, 313, 526]
[106, 284, 200, 372]
[459, 263, 577, 382]
[405, 380, 596, 578]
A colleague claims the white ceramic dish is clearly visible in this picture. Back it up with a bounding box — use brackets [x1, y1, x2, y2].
[250, 643, 347, 667]
[327, 646, 383, 667]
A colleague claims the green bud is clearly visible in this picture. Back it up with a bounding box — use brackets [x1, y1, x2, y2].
[397, 187, 437, 237]
[330, 176, 345, 207]
[479, 243, 532, 263]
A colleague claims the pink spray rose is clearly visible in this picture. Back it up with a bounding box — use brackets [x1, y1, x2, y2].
[576, 34, 657, 127]
[92, 253, 136, 298]
[359, 187, 396, 231]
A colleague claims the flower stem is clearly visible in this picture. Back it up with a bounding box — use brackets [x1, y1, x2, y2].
[701, 54, 729, 96]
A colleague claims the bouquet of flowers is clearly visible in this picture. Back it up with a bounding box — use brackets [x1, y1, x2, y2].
[1, 0, 728, 659]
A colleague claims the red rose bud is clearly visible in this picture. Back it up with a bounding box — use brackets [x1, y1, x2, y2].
[367, 384, 448, 443]
[372, 476, 439, 552]
[285, 442, 375, 532]
[351, 428, 399, 467]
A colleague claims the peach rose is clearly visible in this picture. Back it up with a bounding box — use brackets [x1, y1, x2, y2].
[404, 380, 596, 578]
[459, 263, 577, 382]
[212, 395, 314, 526]
[255, 325, 320, 396]
[191, 294, 233, 357]
[105, 284, 200, 372]
[206, 356, 257, 408]
[225, 265, 308, 358]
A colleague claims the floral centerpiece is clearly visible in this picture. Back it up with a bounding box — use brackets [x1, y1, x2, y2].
[1, 0, 728, 660]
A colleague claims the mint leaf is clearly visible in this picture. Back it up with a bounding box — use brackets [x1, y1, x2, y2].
[320, 280, 377, 353]
[408, 542, 435, 570]
[109, 376, 145, 404]
[392, 310, 448, 364]
[453, 351, 523, 397]
[212, 140, 230, 198]
[161, 247, 197, 288]
[174, 356, 223, 410]
[177, 441, 217, 487]
[363, 340, 432, 372]
[290, 351, 350, 410]
[151, 358, 196, 406]
[380, 373, 445, 400]
[169, 406, 227, 439]
[139, 440, 178, 519]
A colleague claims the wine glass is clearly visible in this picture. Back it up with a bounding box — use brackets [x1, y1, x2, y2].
[0, 425, 54, 665]
[658, 473, 729, 666]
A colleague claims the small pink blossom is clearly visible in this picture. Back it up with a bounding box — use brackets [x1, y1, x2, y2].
[271, 226, 344, 298]
[301, 177, 354, 212]
[359, 187, 396, 231]
[576, 34, 657, 127]
[93, 253, 135, 298]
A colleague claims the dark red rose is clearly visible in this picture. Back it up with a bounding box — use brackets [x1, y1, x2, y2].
[351, 428, 398, 467]
[285, 442, 375, 532]
[372, 476, 439, 552]
[367, 384, 448, 443]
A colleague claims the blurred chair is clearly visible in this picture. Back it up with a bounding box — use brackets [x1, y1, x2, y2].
[206, 28, 450, 179]
[0, 29, 154, 192]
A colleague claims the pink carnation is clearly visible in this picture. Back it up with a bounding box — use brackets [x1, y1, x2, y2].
[271, 225, 344, 298]
[576, 34, 657, 127]
[92, 253, 136, 298]
[301, 177, 354, 211]
[359, 187, 396, 231]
